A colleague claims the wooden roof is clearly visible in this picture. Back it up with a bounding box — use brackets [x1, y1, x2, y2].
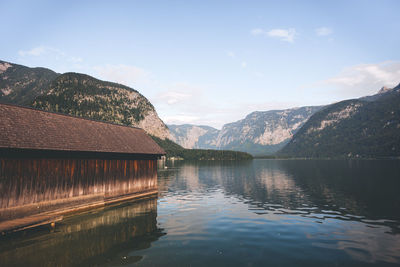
[0, 103, 165, 155]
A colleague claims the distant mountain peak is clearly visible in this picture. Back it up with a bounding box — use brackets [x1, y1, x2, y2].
[0, 61, 12, 74]
[378, 86, 392, 94]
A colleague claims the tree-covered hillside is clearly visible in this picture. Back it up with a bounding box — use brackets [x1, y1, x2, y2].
[0, 61, 171, 139]
[279, 84, 400, 158]
[31, 72, 153, 125]
[0, 60, 58, 104]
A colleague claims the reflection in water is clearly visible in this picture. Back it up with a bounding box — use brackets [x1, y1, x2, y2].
[155, 159, 400, 266]
[0, 197, 164, 266]
[2, 159, 400, 266]
[160, 160, 400, 222]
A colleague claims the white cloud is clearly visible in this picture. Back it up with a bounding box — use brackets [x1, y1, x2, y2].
[316, 27, 333, 36]
[152, 83, 232, 128]
[323, 61, 400, 96]
[251, 28, 297, 43]
[94, 64, 151, 87]
[254, 72, 264, 78]
[226, 51, 248, 69]
[95, 66, 227, 127]
[70, 56, 83, 63]
[250, 28, 264, 35]
[268, 28, 297, 42]
[163, 114, 200, 124]
[153, 82, 204, 106]
[18, 46, 70, 59]
[156, 90, 192, 105]
[17, 46, 83, 70]
[226, 51, 235, 58]
[94, 66, 229, 127]
[18, 46, 48, 56]
[154, 84, 303, 128]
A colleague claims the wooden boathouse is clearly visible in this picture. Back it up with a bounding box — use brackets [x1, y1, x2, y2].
[0, 103, 165, 233]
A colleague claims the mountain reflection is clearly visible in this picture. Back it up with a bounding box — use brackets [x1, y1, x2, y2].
[156, 159, 400, 264]
[158, 159, 400, 230]
[0, 197, 164, 266]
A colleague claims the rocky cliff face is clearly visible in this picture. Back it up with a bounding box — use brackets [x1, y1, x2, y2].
[217, 107, 321, 146]
[0, 60, 171, 140]
[168, 124, 219, 149]
[215, 106, 322, 154]
[138, 110, 171, 139]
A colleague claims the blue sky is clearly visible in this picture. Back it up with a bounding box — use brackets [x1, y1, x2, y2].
[1, 0, 400, 128]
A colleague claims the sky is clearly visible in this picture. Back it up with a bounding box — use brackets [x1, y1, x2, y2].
[1, 0, 400, 129]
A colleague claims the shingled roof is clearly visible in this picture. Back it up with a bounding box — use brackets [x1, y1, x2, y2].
[0, 103, 165, 155]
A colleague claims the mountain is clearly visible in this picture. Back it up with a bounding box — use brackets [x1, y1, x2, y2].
[31, 72, 171, 139]
[7, 59, 398, 159]
[168, 124, 219, 149]
[0, 60, 170, 139]
[170, 106, 322, 155]
[215, 106, 322, 155]
[279, 84, 400, 158]
[0, 60, 58, 104]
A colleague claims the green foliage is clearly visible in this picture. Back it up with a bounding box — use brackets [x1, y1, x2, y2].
[150, 136, 185, 158]
[0, 60, 58, 105]
[183, 149, 253, 160]
[30, 73, 153, 127]
[151, 136, 253, 160]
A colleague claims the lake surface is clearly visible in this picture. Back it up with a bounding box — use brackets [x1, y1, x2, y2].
[1, 159, 400, 266]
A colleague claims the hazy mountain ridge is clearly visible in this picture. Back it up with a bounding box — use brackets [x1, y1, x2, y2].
[169, 106, 322, 155]
[279, 84, 400, 158]
[169, 86, 400, 157]
[168, 124, 219, 149]
[0, 60, 171, 139]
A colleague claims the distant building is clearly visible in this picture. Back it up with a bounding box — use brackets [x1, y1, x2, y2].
[0, 103, 165, 233]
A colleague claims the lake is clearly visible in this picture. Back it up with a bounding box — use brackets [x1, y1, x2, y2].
[1, 159, 400, 266]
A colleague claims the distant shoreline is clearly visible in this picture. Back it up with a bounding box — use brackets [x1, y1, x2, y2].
[254, 156, 400, 160]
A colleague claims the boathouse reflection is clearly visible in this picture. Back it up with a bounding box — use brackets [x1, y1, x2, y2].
[0, 197, 164, 266]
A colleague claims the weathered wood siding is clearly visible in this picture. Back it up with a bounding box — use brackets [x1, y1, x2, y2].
[0, 158, 157, 223]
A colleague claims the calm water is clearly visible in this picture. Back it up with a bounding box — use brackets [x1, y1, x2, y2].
[1, 159, 400, 266]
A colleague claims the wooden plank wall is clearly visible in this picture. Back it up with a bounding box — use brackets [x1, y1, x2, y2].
[0, 158, 158, 222]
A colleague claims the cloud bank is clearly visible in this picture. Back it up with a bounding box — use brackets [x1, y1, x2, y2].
[324, 61, 400, 97]
[18, 46, 82, 63]
[315, 27, 333, 36]
[251, 28, 297, 43]
[94, 64, 151, 88]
